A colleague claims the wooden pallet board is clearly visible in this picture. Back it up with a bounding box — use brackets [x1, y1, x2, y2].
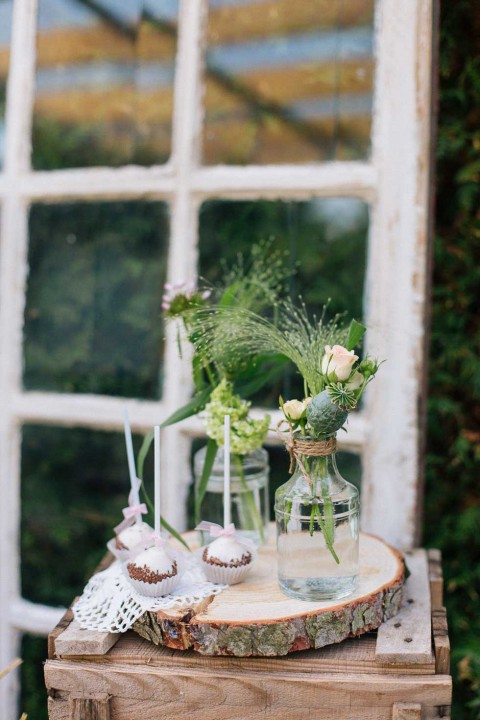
[46, 547, 451, 720]
[375, 550, 432, 664]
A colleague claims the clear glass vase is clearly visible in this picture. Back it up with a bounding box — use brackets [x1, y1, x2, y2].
[194, 446, 269, 547]
[274, 437, 359, 600]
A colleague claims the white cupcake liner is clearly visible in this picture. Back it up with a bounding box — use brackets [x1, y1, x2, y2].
[106, 538, 133, 562]
[201, 559, 253, 585]
[125, 571, 182, 598]
[122, 546, 187, 598]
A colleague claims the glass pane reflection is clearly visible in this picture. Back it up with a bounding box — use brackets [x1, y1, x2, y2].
[24, 201, 168, 399]
[21, 425, 152, 606]
[0, 0, 14, 169]
[199, 198, 368, 405]
[32, 0, 179, 169]
[204, 0, 374, 165]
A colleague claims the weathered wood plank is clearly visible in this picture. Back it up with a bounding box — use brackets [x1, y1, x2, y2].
[44, 660, 452, 708]
[48, 608, 74, 660]
[101, 631, 435, 675]
[427, 549, 444, 609]
[71, 695, 111, 720]
[432, 608, 450, 675]
[48, 692, 448, 720]
[48, 695, 69, 720]
[376, 550, 432, 664]
[54, 619, 119, 658]
[392, 703, 422, 719]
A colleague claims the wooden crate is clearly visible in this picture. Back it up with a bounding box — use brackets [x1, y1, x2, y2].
[45, 549, 451, 720]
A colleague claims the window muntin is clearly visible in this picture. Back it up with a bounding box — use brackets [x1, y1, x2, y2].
[32, 0, 179, 169]
[23, 201, 169, 399]
[203, 0, 374, 165]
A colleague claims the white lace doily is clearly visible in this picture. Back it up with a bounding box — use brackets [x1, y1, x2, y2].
[73, 553, 226, 633]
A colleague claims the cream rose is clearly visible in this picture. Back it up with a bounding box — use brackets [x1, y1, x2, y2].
[281, 399, 306, 420]
[321, 344, 359, 382]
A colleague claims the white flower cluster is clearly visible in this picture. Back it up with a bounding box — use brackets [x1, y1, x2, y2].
[204, 379, 270, 455]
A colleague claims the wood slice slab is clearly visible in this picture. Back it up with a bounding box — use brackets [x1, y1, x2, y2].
[133, 531, 405, 657]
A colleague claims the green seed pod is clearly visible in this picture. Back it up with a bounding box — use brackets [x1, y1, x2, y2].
[306, 390, 349, 435]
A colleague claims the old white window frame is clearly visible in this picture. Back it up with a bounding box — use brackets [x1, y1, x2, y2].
[0, 0, 436, 716]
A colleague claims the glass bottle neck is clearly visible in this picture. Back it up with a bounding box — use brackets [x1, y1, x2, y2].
[295, 452, 340, 497]
[296, 452, 338, 474]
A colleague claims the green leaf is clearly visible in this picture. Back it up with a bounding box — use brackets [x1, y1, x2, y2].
[160, 386, 212, 428]
[137, 429, 154, 481]
[219, 281, 241, 308]
[194, 438, 218, 526]
[346, 319, 366, 351]
[192, 354, 207, 390]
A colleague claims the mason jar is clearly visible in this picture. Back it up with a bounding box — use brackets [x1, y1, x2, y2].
[194, 446, 269, 546]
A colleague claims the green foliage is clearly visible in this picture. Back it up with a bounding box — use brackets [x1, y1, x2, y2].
[199, 199, 368, 404]
[346, 319, 366, 351]
[197, 301, 351, 397]
[31, 116, 166, 170]
[425, 3, 480, 717]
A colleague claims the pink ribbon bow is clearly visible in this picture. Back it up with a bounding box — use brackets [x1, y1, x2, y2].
[114, 494, 148, 534]
[195, 521, 256, 554]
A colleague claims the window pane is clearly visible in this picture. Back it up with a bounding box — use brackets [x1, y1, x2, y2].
[32, 0, 178, 169]
[204, 0, 374, 165]
[24, 201, 168, 399]
[200, 198, 367, 317]
[21, 425, 152, 606]
[0, 0, 13, 169]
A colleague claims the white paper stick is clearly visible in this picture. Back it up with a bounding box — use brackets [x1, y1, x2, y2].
[154, 425, 161, 536]
[223, 414, 231, 527]
[123, 407, 141, 525]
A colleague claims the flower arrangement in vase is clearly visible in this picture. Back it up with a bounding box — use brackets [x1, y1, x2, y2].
[195, 301, 380, 600]
[137, 244, 290, 545]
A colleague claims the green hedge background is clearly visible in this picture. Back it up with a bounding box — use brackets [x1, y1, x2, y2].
[424, 2, 480, 717]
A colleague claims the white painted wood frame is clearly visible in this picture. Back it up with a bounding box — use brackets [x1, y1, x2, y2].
[0, 0, 435, 717]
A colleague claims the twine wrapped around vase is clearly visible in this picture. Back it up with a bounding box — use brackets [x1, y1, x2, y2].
[276, 420, 337, 485]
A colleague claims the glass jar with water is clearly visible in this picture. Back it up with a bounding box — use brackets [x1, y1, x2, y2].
[274, 435, 359, 601]
[194, 446, 269, 546]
